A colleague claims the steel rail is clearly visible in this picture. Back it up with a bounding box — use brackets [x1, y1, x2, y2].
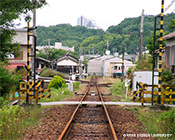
[58, 78, 92, 140]
[95, 78, 118, 140]
[58, 77, 118, 140]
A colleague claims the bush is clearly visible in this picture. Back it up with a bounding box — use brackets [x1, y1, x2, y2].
[0, 62, 22, 97]
[40, 69, 65, 78]
[162, 68, 173, 85]
[48, 75, 65, 89]
[40, 67, 49, 75]
[0, 105, 41, 139]
[0, 97, 10, 108]
[158, 108, 175, 137]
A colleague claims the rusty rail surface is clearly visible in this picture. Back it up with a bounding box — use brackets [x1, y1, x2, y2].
[58, 77, 117, 140]
[96, 78, 118, 140]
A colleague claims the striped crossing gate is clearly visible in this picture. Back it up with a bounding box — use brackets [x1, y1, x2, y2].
[132, 82, 175, 105]
[8, 80, 51, 103]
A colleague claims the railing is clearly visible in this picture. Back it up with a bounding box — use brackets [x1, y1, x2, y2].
[8, 80, 51, 104]
[132, 82, 175, 105]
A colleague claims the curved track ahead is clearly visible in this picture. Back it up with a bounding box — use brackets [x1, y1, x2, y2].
[58, 77, 118, 140]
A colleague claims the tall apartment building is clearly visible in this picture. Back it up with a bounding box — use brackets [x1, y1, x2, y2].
[77, 16, 99, 29]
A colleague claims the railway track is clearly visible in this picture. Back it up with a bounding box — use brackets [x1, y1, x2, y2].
[58, 76, 118, 140]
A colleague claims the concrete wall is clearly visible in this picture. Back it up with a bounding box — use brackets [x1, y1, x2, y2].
[87, 57, 103, 75]
[132, 71, 158, 91]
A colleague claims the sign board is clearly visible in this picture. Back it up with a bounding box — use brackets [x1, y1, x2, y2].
[132, 71, 158, 91]
[7, 53, 15, 59]
[72, 74, 75, 81]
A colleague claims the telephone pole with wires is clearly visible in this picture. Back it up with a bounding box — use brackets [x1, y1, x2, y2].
[139, 9, 144, 63]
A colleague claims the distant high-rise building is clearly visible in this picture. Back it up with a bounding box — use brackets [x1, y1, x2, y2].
[77, 16, 100, 29]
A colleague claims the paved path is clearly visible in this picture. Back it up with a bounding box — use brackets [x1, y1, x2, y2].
[40, 101, 175, 107]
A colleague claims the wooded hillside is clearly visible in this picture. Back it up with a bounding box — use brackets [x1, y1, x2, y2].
[36, 13, 175, 55]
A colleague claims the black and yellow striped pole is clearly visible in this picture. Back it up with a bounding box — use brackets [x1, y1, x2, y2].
[157, 0, 164, 104]
[26, 22, 30, 104]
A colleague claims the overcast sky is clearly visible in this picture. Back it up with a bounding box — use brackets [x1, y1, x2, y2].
[16, 0, 175, 30]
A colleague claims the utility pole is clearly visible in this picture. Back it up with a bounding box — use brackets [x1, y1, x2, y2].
[157, 0, 164, 105]
[139, 9, 144, 63]
[121, 43, 125, 82]
[47, 39, 50, 60]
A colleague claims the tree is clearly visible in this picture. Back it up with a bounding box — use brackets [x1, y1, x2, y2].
[146, 31, 166, 56]
[168, 19, 175, 31]
[0, 0, 46, 62]
[0, 62, 22, 97]
[0, 30, 20, 62]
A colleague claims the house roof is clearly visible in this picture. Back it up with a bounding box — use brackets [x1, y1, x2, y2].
[162, 32, 175, 40]
[5, 62, 26, 72]
[55, 53, 79, 63]
[36, 57, 51, 63]
[105, 56, 133, 64]
[88, 55, 113, 61]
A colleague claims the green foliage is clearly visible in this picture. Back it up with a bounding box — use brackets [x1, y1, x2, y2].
[35, 14, 174, 56]
[138, 108, 165, 138]
[48, 76, 65, 89]
[40, 87, 73, 102]
[162, 68, 173, 85]
[73, 82, 80, 91]
[146, 31, 167, 56]
[138, 108, 175, 140]
[110, 81, 130, 101]
[168, 19, 175, 30]
[36, 24, 105, 49]
[110, 81, 125, 95]
[0, 62, 22, 97]
[134, 56, 153, 71]
[0, 105, 41, 140]
[107, 14, 175, 55]
[158, 108, 175, 136]
[0, 97, 10, 108]
[0, 0, 46, 27]
[40, 67, 49, 75]
[0, 29, 20, 62]
[40, 69, 65, 78]
[0, 0, 46, 62]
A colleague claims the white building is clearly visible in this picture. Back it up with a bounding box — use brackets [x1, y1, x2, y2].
[37, 42, 74, 52]
[87, 55, 135, 77]
[87, 55, 113, 75]
[55, 53, 79, 74]
[8, 28, 33, 67]
[77, 16, 100, 29]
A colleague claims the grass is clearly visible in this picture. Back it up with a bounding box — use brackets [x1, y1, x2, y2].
[39, 87, 74, 102]
[0, 81, 81, 139]
[0, 105, 41, 140]
[39, 81, 81, 102]
[110, 80, 132, 102]
[137, 107, 175, 140]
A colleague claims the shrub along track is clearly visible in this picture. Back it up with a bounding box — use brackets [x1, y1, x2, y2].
[21, 77, 157, 140]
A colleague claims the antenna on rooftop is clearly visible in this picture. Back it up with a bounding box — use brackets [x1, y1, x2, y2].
[105, 40, 110, 55]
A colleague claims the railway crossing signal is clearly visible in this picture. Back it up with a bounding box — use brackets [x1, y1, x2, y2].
[157, 0, 164, 104]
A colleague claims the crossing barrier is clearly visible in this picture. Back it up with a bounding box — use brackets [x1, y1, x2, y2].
[132, 82, 175, 105]
[8, 80, 51, 103]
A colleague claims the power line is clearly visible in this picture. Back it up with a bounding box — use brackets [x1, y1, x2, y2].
[165, 0, 175, 13]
